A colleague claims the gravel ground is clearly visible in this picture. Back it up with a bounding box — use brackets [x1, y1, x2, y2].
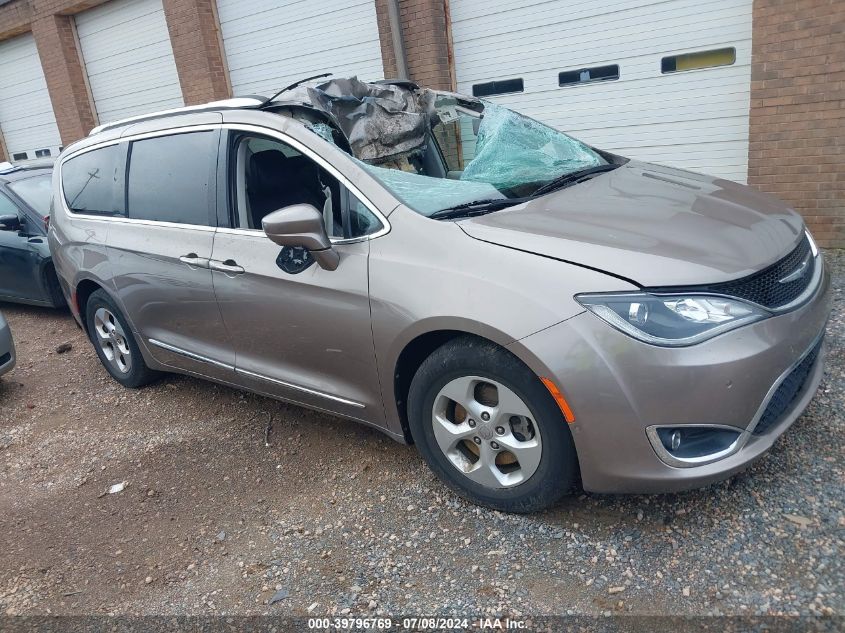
[0, 251, 842, 619]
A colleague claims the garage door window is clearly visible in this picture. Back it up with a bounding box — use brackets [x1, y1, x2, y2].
[472, 78, 524, 97]
[558, 65, 619, 87]
[662, 48, 736, 73]
[62, 145, 124, 216]
[127, 132, 216, 226]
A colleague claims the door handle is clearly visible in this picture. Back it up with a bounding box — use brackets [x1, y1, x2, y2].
[179, 253, 210, 268]
[209, 259, 245, 275]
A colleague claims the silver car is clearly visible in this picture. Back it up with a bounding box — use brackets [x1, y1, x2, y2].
[49, 78, 831, 512]
[0, 310, 15, 378]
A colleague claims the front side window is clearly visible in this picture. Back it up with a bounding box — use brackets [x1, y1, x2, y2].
[233, 135, 382, 239]
[0, 191, 19, 217]
[8, 174, 52, 216]
[62, 145, 123, 215]
[127, 132, 215, 226]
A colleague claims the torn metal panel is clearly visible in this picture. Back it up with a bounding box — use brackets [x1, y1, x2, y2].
[273, 77, 436, 163]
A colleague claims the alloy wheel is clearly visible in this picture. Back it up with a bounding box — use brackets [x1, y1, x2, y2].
[431, 376, 542, 488]
[93, 307, 132, 374]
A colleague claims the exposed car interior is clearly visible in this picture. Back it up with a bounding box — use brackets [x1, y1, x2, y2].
[235, 136, 346, 238]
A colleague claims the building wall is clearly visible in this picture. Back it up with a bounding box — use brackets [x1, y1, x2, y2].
[748, 0, 844, 247]
[0, 0, 227, 160]
[0, 0, 842, 248]
[375, 0, 454, 90]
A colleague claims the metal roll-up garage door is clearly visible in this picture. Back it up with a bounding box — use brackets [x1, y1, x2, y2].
[216, 0, 385, 96]
[450, 0, 753, 182]
[76, 0, 184, 126]
[0, 33, 62, 162]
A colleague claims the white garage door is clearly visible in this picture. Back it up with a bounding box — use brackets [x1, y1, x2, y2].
[216, 0, 385, 96]
[76, 0, 184, 126]
[451, 0, 752, 182]
[0, 33, 62, 162]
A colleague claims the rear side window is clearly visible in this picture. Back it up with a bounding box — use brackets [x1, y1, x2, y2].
[62, 145, 123, 215]
[127, 132, 215, 226]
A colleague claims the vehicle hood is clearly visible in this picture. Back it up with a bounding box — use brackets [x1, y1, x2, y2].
[458, 161, 805, 287]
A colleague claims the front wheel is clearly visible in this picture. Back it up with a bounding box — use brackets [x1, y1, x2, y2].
[408, 336, 578, 513]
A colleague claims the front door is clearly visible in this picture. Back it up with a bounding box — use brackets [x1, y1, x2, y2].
[0, 191, 43, 303]
[210, 131, 387, 423]
[105, 129, 235, 380]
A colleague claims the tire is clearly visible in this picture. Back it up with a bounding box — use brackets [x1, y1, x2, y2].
[408, 336, 579, 513]
[43, 265, 66, 308]
[84, 289, 158, 388]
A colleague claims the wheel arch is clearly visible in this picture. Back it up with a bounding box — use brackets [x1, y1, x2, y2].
[390, 322, 526, 444]
[74, 278, 107, 334]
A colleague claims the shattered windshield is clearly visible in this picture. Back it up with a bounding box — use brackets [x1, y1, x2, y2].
[361, 100, 606, 216]
[297, 79, 609, 217]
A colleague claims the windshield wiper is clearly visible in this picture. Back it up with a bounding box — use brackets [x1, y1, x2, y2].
[531, 163, 619, 197]
[429, 197, 529, 220]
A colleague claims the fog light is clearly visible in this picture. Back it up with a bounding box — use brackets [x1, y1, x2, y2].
[649, 425, 743, 467]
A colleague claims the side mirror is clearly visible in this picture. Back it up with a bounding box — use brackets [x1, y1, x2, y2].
[0, 214, 20, 231]
[262, 204, 339, 271]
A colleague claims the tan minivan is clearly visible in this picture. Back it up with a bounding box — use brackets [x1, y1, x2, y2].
[50, 78, 831, 512]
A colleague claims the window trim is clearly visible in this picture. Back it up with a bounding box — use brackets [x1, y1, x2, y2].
[58, 123, 391, 243]
[58, 125, 222, 232]
[125, 128, 219, 228]
[58, 141, 126, 217]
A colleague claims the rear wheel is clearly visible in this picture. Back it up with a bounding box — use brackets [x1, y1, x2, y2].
[85, 289, 158, 388]
[408, 336, 578, 513]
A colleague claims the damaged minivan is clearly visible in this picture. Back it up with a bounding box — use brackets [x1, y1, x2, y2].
[49, 77, 831, 512]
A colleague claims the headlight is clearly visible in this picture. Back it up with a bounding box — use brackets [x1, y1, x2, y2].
[576, 292, 769, 346]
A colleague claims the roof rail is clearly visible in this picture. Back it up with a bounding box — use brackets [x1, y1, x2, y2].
[89, 96, 267, 136]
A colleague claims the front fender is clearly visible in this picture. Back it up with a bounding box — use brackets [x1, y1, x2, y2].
[368, 206, 636, 434]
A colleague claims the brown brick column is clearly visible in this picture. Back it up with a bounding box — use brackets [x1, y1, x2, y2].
[162, 0, 231, 105]
[748, 0, 845, 248]
[31, 13, 97, 144]
[375, 0, 454, 90]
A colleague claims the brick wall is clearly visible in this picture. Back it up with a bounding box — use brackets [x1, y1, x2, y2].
[162, 0, 230, 105]
[375, 0, 454, 90]
[32, 13, 97, 143]
[2, 0, 842, 248]
[748, 0, 845, 248]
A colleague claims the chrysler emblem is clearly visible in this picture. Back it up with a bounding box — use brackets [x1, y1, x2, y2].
[778, 251, 811, 284]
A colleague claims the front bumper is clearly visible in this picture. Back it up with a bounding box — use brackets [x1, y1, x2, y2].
[0, 317, 16, 378]
[509, 261, 832, 494]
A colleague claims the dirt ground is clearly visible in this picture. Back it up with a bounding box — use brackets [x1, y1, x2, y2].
[0, 252, 843, 619]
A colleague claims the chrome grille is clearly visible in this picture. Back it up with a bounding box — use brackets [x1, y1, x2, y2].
[651, 235, 816, 310]
[702, 236, 814, 309]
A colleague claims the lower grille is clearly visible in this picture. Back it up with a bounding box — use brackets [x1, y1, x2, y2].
[0, 352, 10, 366]
[753, 337, 823, 436]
